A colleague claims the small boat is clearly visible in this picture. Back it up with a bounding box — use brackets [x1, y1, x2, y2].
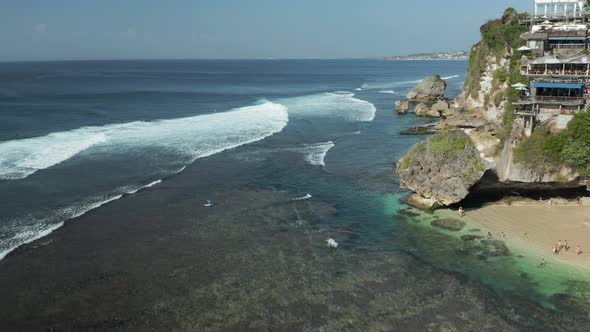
[204, 199, 216, 207]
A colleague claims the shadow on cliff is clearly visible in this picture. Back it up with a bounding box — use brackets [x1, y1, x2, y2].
[453, 170, 588, 209]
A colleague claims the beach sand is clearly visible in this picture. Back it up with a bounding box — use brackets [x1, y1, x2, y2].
[442, 200, 590, 271]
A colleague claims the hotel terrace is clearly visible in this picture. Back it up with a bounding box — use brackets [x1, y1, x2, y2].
[514, 0, 590, 135]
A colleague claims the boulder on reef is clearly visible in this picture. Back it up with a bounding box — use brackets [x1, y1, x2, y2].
[397, 130, 487, 208]
[407, 75, 447, 102]
[431, 218, 466, 231]
[394, 100, 410, 114]
[414, 103, 441, 118]
[431, 100, 452, 117]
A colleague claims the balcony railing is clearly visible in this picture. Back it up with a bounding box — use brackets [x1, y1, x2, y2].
[531, 77, 585, 84]
[527, 69, 589, 76]
[548, 31, 588, 38]
[548, 44, 587, 50]
[514, 108, 537, 115]
[516, 95, 585, 105]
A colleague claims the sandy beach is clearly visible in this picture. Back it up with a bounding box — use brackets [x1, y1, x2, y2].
[442, 199, 590, 270]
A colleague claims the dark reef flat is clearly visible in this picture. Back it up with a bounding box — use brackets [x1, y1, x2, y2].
[0, 165, 588, 331]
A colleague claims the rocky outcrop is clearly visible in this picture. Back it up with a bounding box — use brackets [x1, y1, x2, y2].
[394, 100, 409, 114]
[407, 75, 446, 102]
[396, 8, 588, 208]
[431, 218, 466, 231]
[438, 113, 489, 129]
[431, 100, 451, 116]
[397, 130, 487, 208]
[414, 103, 441, 118]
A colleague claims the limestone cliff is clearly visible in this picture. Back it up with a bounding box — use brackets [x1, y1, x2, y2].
[396, 8, 589, 208]
[397, 130, 486, 208]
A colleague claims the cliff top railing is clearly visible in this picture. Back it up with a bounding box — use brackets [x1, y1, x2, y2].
[530, 78, 585, 84]
[514, 108, 537, 115]
[526, 69, 590, 77]
[515, 95, 585, 105]
[548, 30, 589, 38]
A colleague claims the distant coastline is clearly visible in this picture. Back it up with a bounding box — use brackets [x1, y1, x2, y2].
[384, 51, 469, 61]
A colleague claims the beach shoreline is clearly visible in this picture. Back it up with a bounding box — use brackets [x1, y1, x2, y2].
[437, 198, 590, 273]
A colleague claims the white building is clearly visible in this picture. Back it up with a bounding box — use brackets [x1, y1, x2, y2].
[534, 0, 585, 17]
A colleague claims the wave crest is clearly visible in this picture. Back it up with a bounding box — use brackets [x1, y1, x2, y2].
[281, 93, 376, 122]
[0, 102, 289, 181]
[303, 141, 335, 166]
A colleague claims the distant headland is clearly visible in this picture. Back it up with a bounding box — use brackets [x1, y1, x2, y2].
[384, 51, 469, 61]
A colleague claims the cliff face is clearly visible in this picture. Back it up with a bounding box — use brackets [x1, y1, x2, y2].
[396, 8, 588, 208]
[449, 9, 584, 185]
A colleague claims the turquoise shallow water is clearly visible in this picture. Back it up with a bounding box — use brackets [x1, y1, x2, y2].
[389, 202, 590, 311]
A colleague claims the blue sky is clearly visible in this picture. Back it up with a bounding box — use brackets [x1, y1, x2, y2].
[0, 0, 530, 61]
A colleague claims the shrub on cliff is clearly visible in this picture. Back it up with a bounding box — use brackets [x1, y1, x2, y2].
[464, 9, 526, 101]
[514, 112, 590, 175]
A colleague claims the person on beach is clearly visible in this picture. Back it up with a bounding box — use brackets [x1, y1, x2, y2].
[487, 232, 493, 240]
[564, 240, 569, 252]
[501, 232, 506, 238]
[577, 245, 583, 255]
[558, 240, 562, 250]
[576, 197, 582, 206]
[458, 207, 464, 217]
[552, 246, 558, 255]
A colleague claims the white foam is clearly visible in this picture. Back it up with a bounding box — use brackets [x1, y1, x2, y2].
[363, 79, 422, 90]
[0, 133, 108, 180]
[281, 93, 376, 122]
[0, 102, 289, 181]
[379, 90, 397, 94]
[303, 141, 335, 166]
[126, 179, 163, 195]
[292, 194, 312, 201]
[442, 75, 460, 80]
[354, 88, 363, 91]
[0, 193, 125, 261]
[326, 238, 338, 248]
[0, 102, 289, 261]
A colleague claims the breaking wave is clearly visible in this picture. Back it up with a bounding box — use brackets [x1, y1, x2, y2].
[280, 92, 376, 122]
[0, 133, 108, 180]
[302, 141, 335, 166]
[379, 90, 397, 94]
[442, 75, 460, 80]
[0, 193, 123, 260]
[0, 102, 289, 260]
[0, 102, 289, 181]
[292, 194, 312, 201]
[0, 176, 170, 261]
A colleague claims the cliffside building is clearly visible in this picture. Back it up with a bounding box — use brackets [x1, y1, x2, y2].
[514, 4, 590, 136]
[534, 0, 585, 18]
[522, 24, 589, 56]
[515, 54, 588, 132]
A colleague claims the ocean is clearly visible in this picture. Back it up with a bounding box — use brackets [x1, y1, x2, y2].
[0, 60, 588, 330]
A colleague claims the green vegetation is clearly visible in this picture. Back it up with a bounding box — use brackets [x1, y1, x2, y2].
[428, 131, 473, 157]
[514, 112, 590, 175]
[399, 131, 485, 183]
[464, 8, 526, 101]
[399, 141, 426, 169]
